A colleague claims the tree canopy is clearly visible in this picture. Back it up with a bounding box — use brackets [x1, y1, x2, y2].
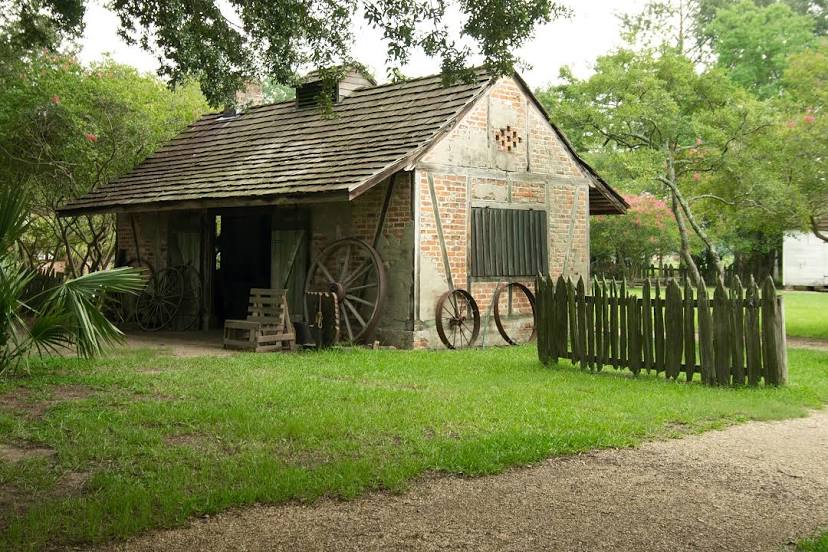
[708, 0, 816, 97]
[2, 0, 568, 106]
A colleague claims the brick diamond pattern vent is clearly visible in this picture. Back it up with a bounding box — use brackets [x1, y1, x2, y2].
[494, 126, 522, 152]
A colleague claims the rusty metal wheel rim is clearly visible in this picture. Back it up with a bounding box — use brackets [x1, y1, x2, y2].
[435, 289, 480, 349]
[304, 238, 387, 344]
[493, 282, 537, 345]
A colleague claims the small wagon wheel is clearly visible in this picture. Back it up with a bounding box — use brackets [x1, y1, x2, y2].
[304, 238, 387, 344]
[493, 282, 537, 345]
[136, 267, 184, 332]
[435, 289, 480, 349]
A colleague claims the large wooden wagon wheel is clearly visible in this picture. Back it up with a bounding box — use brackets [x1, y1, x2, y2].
[135, 267, 184, 332]
[104, 258, 153, 327]
[493, 282, 537, 345]
[304, 238, 387, 344]
[436, 289, 481, 349]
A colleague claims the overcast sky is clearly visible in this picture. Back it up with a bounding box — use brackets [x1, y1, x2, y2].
[78, 0, 647, 90]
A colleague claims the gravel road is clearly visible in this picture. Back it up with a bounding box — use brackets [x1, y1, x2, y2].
[103, 410, 828, 552]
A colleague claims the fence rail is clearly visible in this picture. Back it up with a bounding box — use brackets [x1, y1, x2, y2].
[536, 275, 787, 386]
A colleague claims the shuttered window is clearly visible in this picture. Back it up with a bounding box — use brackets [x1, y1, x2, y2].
[470, 207, 548, 277]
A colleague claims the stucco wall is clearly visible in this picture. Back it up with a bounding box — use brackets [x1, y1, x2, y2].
[412, 76, 591, 348]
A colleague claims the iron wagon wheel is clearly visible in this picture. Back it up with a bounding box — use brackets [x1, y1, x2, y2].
[135, 267, 184, 332]
[174, 263, 202, 331]
[104, 258, 154, 326]
[435, 289, 481, 349]
[493, 282, 537, 345]
[304, 238, 387, 344]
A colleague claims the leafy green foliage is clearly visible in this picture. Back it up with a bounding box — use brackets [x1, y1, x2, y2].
[2, 0, 569, 106]
[708, 0, 816, 97]
[539, 48, 768, 282]
[0, 186, 144, 374]
[0, 52, 207, 273]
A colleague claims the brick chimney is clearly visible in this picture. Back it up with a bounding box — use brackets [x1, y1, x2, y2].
[235, 82, 265, 108]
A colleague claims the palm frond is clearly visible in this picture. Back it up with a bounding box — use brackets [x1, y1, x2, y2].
[42, 266, 144, 358]
[0, 187, 29, 253]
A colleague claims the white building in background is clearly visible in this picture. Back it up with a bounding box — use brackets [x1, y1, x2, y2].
[783, 231, 828, 288]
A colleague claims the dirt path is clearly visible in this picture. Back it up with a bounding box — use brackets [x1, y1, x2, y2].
[101, 410, 828, 552]
[788, 337, 828, 352]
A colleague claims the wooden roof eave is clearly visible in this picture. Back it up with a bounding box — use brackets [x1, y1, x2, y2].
[56, 188, 351, 217]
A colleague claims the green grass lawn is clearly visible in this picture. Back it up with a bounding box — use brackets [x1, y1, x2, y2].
[783, 291, 828, 340]
[1, 346, 828, 549]
[799, 530, 828, 552]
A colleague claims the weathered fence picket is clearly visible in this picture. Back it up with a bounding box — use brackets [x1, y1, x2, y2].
[713, 282, 730, 386]
[745, 277, 761, 386]
[535, 275, 787, 387]
[665, 279, 682, 380]
[654, 280, 665, 374]
[642, 280, 653, 374]
[683, 278, 695, 382]
[577, 278, 587, 370]
[731, 277, 745, 385]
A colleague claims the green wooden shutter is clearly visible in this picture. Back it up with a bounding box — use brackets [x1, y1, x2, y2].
[470, 207, 548, 277]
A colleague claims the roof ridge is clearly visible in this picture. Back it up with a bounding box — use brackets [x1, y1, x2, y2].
[205, 68, 492, 116]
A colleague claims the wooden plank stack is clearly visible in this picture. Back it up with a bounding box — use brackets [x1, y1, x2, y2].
[535, 275, 787, 386]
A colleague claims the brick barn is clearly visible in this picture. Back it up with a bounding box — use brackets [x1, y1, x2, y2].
[60, 67, 627, 349]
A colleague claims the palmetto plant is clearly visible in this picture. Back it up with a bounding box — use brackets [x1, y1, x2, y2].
[0, 186, 144, 374]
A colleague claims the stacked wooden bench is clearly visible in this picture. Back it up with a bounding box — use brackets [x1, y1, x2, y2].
[223, 288, 296, 352]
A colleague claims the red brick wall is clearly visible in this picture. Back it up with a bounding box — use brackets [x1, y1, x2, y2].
[116, 212, 168, 270]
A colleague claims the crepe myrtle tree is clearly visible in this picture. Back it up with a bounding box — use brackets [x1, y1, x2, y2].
[590, 193, 682, 277]
[0, 53, 207, 275]
[0, 186, 144, 375]
[1, 0, 569, 107]
[539, 48, 769, 286]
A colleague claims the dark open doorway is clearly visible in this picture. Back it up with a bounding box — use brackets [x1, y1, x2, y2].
[214, 213, 272, 322]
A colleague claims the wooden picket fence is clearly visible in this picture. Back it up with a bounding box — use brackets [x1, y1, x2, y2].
[535, 275, 787, 386]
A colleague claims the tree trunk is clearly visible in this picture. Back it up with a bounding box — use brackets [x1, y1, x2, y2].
[670, 191, 703, 287]
[811, 216, 828, 243]
[662, 147, 724, 285]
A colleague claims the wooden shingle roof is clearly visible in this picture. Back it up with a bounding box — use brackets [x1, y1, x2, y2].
[60, 71, 493, 215]
[59, 69, 626, 216]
